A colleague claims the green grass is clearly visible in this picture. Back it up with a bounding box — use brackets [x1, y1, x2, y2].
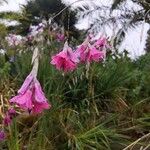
[0, 44, 150, 150]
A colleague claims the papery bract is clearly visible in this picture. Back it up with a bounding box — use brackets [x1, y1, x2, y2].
[51, 42, 78, 72]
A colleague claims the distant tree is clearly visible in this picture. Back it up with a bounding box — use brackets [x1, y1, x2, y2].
[15, 0, 79, 38]
[111, 0, 150, 51]
[77, 0, 150, 50]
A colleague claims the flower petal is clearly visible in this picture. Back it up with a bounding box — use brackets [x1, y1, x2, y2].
[18, 73, 34, 94]
[10, 89, 33, 110]
[34, 79, 48, 103]
[32, 101, 50, 114]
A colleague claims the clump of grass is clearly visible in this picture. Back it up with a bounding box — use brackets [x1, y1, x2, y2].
[0, 40, 150, 150]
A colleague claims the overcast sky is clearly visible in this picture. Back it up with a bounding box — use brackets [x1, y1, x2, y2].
[0, 0, 149, 58]
[0, 0, 27, 12]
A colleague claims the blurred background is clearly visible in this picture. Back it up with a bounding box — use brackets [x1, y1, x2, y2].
[0, 0, 150, 58]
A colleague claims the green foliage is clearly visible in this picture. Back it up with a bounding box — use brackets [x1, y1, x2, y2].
[0, 23, 7, 37]
[0, 1, 149, 149]
[0, 12, 21, 21]
[0, 40, 150, 149]
[0, 55, 11, 84]
[15, 0, 79, 37]
[0, 23, 7, 47]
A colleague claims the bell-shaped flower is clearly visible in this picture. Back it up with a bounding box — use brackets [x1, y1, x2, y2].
[94, 37, 110, 50]
[10, 73, 50, 114]
[87, 47, 105, 62]
[51, 41, 78, 72]
[10, 89, 33, 110]
[76, 37, 105, 63]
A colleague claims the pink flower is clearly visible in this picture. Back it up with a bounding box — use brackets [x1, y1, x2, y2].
[88, 47, 105, 62]
[2, 108, 16, 126]
[51, 41, 78, 72]
[3, 115, 11, 126]
[0, 131, 5, 141]
[94, 37, 110, 50]
[10, 73, 50, 114]
[5, 34, 23, 46]
[56, 33, 65, 42]
[32, 101, 50, 114]
[27, 35, 34, 42]
[76, 37, 105, 63]
[10, 89, 33, 110]
[7, 108, 16, 119]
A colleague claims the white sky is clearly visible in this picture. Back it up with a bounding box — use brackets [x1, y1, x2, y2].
[0, 0, 149, 58]
[0, 0, 27, 12]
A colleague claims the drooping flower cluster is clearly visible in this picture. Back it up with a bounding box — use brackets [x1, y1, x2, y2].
[51, 36, 109, 72]
[51, 41, 78, 72]
[10, 72, 50, 114]
[76, 36, 106, 63]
